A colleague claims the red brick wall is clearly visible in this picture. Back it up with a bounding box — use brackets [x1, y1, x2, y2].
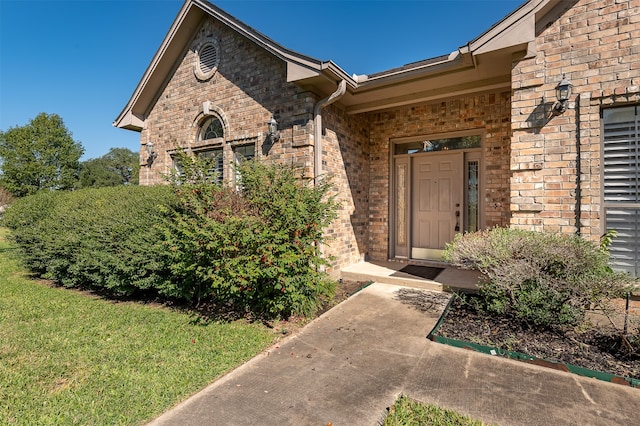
[511, 0, 640, 240]
[138, 18, 372, 271]
[139, 18, 316, 185]
[322, 105, 370, 271]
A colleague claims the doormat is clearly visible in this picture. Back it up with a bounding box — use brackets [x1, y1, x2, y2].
[391, 265, 444, 280]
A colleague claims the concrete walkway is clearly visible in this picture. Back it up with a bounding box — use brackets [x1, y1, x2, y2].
[148, 283, 639, 425]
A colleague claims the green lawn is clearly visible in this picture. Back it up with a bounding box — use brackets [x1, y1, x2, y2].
[384, 395, 488, 426]
[0, 228, 276, 425]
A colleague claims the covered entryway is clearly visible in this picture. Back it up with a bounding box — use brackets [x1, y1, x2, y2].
[392, 134, 482, 261]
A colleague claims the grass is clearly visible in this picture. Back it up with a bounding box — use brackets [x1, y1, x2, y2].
[383, 395, 488, 426]
[0, 228, 277, 425]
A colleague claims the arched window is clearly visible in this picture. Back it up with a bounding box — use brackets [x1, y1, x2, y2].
[199, 116, 224, 141]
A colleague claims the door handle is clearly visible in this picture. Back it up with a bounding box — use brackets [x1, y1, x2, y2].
[454, 211, 460, 232]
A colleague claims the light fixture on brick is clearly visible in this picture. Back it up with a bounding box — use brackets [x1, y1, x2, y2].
[146, 142, 158, 167]
[553, 74, 573, 114]
[267, 116, 280, 142]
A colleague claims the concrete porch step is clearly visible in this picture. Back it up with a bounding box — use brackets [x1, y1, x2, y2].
[340, 260, 481, 293]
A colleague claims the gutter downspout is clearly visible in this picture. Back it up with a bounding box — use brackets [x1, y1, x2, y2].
[312, 79, 346, 272]
[313, 79, 347, 183]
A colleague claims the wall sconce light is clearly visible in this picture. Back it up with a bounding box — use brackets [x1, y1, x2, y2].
[267, 116, 280, 142]
[553, 74, 573, 114]
[146, 142, 158, 167]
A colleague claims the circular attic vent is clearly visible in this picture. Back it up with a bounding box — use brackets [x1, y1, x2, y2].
[194, 40, 219, 80]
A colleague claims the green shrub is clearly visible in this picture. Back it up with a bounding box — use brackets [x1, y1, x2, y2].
[1, 190, 59, 274]
[444, 228, 635, 328]
[3, 155, 339, 319]
[161, 154, 338, 318]
[1, 186, 176, 295]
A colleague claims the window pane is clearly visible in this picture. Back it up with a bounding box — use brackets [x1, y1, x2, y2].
[172, 156, 183, 177]
[233, 144, 255, 163]
[200, 116, 223, 140]
[395, 135, 481, 155]
[197, 148, 223, 183]
[603, 106, 636, 125]
[605, 208, 640, 277]
[603, 106, 639, 203]
[466, 160, 479, 233]
[233, 144, 256, 185]
[603, 105, 640, 276]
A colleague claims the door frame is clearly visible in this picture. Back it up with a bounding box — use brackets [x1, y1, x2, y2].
[389, 131, 485, 260]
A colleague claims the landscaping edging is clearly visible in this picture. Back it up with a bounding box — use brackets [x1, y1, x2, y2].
[427, 297, 640, 388]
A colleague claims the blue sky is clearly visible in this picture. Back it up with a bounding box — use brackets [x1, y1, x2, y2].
[0, 0, 523, 160]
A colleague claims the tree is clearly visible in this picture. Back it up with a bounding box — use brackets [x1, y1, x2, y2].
[78, 148, 140, 188]
[0, 113, 84, 196]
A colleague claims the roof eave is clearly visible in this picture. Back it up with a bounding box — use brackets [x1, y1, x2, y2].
[113, 110, 144, 132]
[459, 0, 562, 56]
[355, 51, 468, 90]
[113, 0, 199, 130]
[114, 0, 334, 131]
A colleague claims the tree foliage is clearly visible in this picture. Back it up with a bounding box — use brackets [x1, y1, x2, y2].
[79, 147, 140, 188]
[0, 113, 84, 196]
[161, 154, 338, 318]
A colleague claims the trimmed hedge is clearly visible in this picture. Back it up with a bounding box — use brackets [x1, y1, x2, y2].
[444, 227, 635, 328]
[2, 158, 339, 319]
[2, 186, 176, 295]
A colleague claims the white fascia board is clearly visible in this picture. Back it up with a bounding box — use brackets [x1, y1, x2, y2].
[113, 110, 144, 131]
[461, 0, 554, 56]
[114, 0, 196, 130]
[194, 0, 326, 76]
[473, 13, 536, 55]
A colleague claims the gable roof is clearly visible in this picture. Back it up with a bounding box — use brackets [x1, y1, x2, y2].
[113, 0, 348, 131]
[114, 0, 567, 130]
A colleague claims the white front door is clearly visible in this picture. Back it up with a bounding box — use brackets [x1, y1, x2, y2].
[392, 134, 482, 261]
[411, 152, 463, 259]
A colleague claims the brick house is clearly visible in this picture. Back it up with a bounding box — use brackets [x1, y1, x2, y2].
[115, 0, 640, 276]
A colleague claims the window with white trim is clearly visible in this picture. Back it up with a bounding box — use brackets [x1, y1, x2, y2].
[199, 116, 224, 141]
[232, 143, 256, 186]
[603, 105, 640, 276]
[233, 143, 256, 164]
[197, 147, 224, 184]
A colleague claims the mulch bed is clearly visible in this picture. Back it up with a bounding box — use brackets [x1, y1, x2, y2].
[314, 280, 372, 317]
[435, 295, 640, 381]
